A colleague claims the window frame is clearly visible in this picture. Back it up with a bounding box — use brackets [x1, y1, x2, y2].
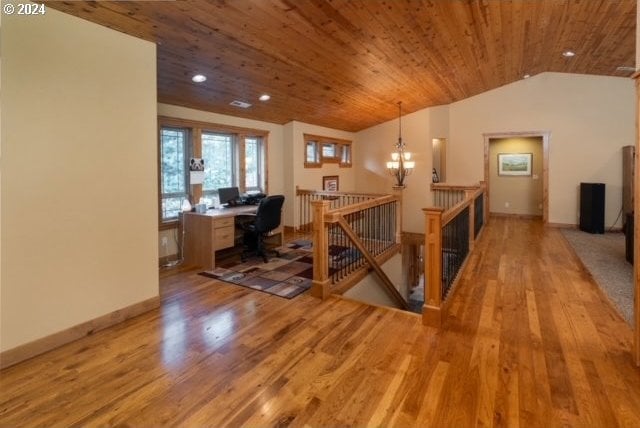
[303, 133, 352, 168]
[201, 131, 237, 203]
[158, 126, 191, 227]
[158, 116, 269, 229]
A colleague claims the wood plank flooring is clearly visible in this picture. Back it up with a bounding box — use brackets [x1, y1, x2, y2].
[1, 217, 639, 426]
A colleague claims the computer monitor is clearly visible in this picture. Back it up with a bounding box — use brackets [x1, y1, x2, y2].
[217, 187, 240, 206]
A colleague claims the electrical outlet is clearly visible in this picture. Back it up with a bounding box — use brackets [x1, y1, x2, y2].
[505, 202, 510, 208]
[161, 237, 168, 247]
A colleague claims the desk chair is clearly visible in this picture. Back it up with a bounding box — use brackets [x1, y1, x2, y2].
[239, 195, 285, 263]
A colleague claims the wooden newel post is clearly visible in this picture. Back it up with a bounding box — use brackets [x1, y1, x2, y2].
[479, 180, 488, 226]
[633, 73, 640, 366]
[465, 188, 476, 251]
[392, 187, 403, 245]
[423, 207, 444, 327]
[310, 200, 331, 299]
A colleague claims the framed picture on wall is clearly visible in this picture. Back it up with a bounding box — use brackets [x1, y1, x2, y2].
[322, 175, 339, 191]
[498, 153, 532, 176]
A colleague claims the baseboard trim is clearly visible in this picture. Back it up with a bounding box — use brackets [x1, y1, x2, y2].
[159, 254, 179, 266]
[0, 296, 160, 369]
[490, 212, 542, 220]
[547, 222, 578, 229]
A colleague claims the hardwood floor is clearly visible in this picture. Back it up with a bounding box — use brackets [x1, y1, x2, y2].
[1, 217, 639, 426]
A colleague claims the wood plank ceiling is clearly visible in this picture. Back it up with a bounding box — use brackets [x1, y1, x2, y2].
[43, 0, 636, 132]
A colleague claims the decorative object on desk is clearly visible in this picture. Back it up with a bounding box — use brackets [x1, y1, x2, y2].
[386, 101, 415, 188]
[497, 153, 532, 176]
[181, 198, 192, 212]
[322, 175, 339, 191]
[189, 158, 205, 184]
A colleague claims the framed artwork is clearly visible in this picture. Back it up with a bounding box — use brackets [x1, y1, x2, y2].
[322, 175, 339, 191]
[498, 153, 532, 176]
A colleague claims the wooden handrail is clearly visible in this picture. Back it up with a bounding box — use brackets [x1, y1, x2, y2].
[325, 195, 398, 221]
[431, 183, 481, 191]
[441, 187, 484, 226]
[296, 186, 383, 198]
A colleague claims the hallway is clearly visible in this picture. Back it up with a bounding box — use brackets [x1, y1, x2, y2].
[1, 217, 639, 426]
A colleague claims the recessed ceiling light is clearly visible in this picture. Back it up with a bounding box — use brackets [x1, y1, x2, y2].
[523, 74, 531, 79]
[259, 94, 271, 102]
[192, 74, 207, 83]
[562, 50, 575, 58]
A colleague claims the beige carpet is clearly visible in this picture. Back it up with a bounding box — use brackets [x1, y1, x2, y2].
[561, 229, 633, 325]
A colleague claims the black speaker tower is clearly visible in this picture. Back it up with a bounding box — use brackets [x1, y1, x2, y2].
[579, 183, 605, 234]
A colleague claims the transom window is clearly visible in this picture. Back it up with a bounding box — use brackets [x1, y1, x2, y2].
[304, 133, 352, 168]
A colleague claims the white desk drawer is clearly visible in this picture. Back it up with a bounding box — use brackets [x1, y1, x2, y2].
[214, 226, 235, 250]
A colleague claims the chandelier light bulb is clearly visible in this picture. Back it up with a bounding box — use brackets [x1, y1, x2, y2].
[403, 152, 412, 161]
[391, 152, 399, 161]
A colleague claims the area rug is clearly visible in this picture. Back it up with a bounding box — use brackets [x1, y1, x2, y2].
[561, 229, 633, 325]
[199, 239, 316, 299]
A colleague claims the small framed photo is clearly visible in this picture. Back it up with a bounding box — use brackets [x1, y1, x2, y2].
[498, 153, 532, 176]
[322, 175, 339, 191]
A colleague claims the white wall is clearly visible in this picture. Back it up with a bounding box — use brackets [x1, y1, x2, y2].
[448, 72, 634, 226]
[288, 121, 356, 228]
[354, 105, 449, 233]
[1, 7, 158, 351]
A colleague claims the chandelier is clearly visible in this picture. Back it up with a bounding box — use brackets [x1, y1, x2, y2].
[386, 101, 415, 188]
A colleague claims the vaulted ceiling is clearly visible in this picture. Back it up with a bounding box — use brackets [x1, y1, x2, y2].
[44, 0, 636, 132]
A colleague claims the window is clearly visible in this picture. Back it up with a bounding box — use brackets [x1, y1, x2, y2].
[202, 132, 235, 204]
[340, 144, 352, 167]
[322, 143, 337, 159]
[304, 134, 352, 168]
[159, 118, 268, 225]
[305, 140, 320, 167]
[245, 137, 263, 191]
[160, 127, 189, 221]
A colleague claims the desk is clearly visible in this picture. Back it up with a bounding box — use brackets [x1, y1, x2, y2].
[182, 206, 283, 269]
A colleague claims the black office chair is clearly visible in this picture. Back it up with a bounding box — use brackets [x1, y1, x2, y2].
[240, 195, 285, 263]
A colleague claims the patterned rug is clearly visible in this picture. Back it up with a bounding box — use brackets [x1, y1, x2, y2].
[199, 239, 316, 299]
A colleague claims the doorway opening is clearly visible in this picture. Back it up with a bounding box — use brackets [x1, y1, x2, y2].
[432, 138, 446, 183]
[483, 132, 549, 223]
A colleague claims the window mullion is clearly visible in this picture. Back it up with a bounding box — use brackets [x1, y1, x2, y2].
[190, 128, 202, 204]
[238, 134, 246, 192]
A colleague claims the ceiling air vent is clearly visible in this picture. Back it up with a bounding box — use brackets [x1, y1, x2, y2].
[230, 100, 252, 108]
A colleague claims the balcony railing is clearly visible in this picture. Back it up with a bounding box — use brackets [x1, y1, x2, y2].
[308, 194, 407, 309]
[423, 182, 486, 327]
[295, 187, 381, 236]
